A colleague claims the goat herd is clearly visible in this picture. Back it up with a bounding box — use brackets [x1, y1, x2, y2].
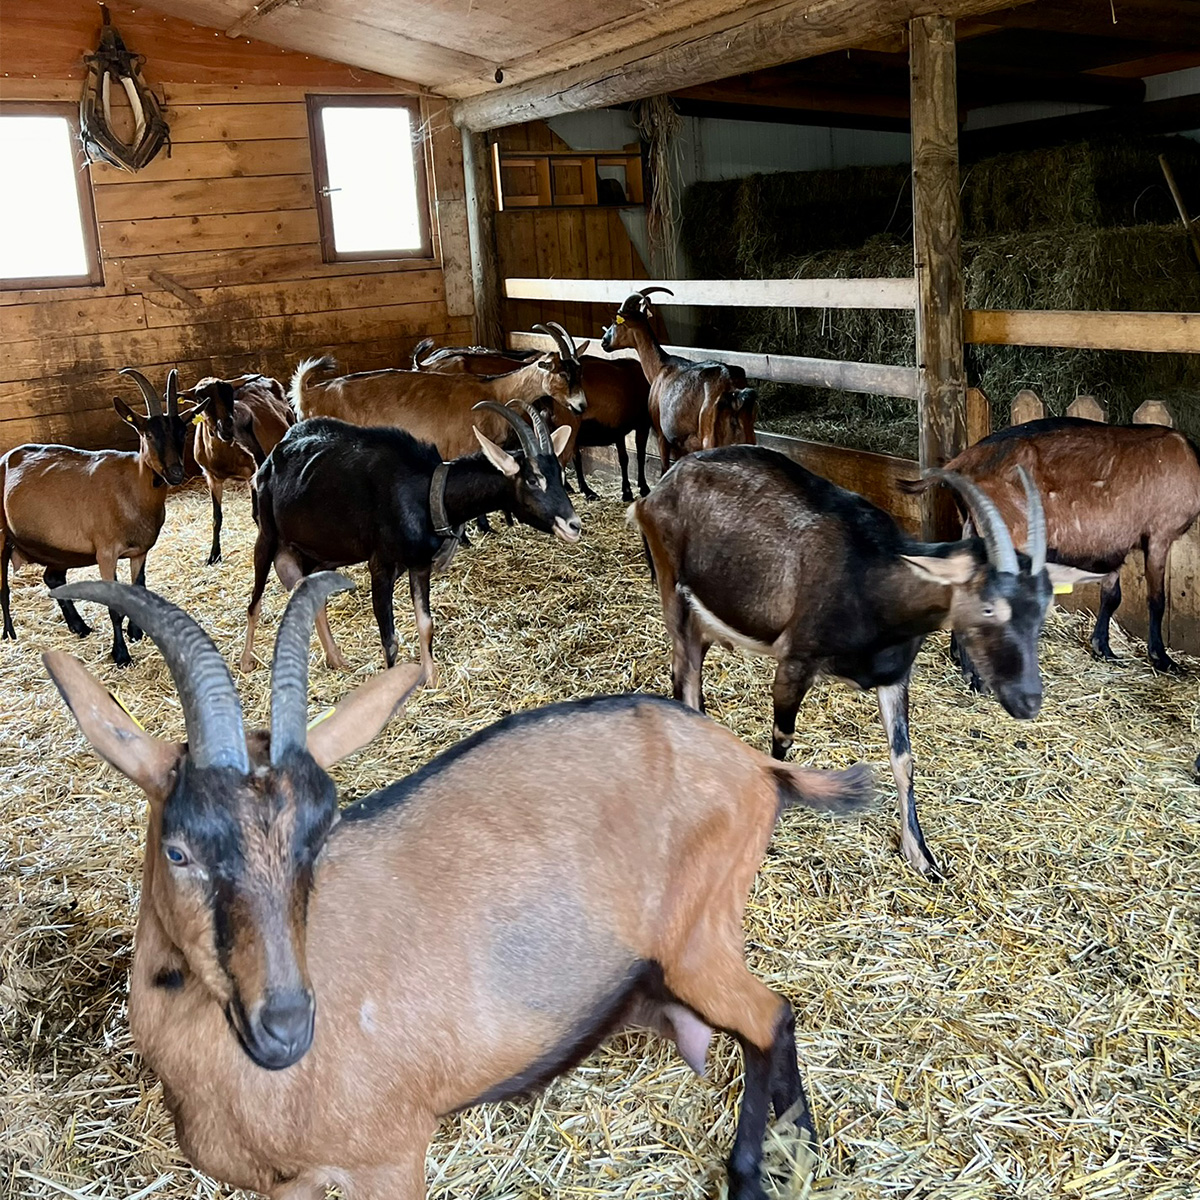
[3, 286, 1199, 1199]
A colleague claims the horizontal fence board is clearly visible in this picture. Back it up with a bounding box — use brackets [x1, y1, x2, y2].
[0, 80, 418, 105]
[91, 139, 314, 184]
[94, 174, 315, 222]
[510, 331, 919, 399]
[99, 210, 321, 257]
[1, 294, 147, 340]
[506, 276, 918, 310]
[964, 309, 1200, 353]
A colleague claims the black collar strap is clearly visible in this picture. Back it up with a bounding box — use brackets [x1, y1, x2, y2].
[430, 462, 463, 540]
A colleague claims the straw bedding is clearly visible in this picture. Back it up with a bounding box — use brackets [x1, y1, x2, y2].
[2, 476, 1199, 1199]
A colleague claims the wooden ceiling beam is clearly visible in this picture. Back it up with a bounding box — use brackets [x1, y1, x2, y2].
[451, 0, 1036, 132]
[981, 0, 1200, 44]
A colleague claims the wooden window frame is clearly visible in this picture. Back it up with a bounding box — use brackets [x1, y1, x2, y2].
[0, 101, 104, 291]
[307, 93, 435, 264]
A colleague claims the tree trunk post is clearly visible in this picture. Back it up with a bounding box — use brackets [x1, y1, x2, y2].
[461, 128, 503, 348]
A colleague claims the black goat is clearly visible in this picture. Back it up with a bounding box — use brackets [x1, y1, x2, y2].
[631, 445, 1099, 878]
[241, 404, 579, 680]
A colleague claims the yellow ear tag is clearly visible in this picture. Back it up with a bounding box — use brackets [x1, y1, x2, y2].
[615, 314, 625, 324]
[192, 414, 204, 426]
[306, 707, 336, 731]
[1053, 582, 1074, 595]
[110, 690, 146, 731]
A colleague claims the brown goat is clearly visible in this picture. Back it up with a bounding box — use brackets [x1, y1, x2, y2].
[291, 331, 586, 462]
[900, 416, 1200, 673]
[601, 288, 756, 471]
[46, 575, 874, 1200]
[0, 368, 191, 665]
[180, 374, 293, 564]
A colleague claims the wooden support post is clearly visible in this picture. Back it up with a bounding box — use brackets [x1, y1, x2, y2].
[460, 128, 503, 348]
[910, 14, 967, 541]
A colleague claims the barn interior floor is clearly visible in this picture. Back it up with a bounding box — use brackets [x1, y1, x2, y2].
[2, 477, 1198, 1199]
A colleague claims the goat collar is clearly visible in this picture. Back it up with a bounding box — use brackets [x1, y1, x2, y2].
[429, 461, 463, 540]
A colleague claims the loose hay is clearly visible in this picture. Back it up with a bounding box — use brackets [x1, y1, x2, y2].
[2, 478, 1199, 1199]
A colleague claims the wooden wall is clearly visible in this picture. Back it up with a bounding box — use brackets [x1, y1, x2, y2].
[494, 122, 650, 345]
[0, 0, 474, 451]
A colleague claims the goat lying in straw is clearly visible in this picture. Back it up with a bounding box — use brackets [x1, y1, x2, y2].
[46, 573, 874, 1200]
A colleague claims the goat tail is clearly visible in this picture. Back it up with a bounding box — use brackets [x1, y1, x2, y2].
[411, 337, 436, 370]
[289, 355, 337, 418]
[896, 476, 932, 496]
[772, 761, 875, 815]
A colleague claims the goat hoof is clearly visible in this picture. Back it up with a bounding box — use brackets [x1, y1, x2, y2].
[2, 626, 15, 641]
[126, 624, 144, 642]
[1089, 640, 1119, 662]
[207, 550, 222, 565]
[113, 651, 132, 668]
[69, 622, 92, 638]
[1152, 655, 1185, 676]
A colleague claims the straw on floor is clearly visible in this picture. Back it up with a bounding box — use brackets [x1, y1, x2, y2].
[2, 476, 1198, 1199]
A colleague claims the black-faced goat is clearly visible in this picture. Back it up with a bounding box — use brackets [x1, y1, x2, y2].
[45, 574, 875, 1200]
[241, 404, 579, 680]
[601, 288, 756, 471]
[900, 416, 1200, 674]
[181, 373, 294, 564]
[1, 368, 191, 664]
[631, 445, 1100, 877]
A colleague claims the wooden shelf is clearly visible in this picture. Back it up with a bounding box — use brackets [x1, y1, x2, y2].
[491, 143, 644, 211]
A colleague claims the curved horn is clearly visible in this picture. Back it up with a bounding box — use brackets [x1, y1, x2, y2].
[165, 369, 179, 417]
[927, 469, 1019, 575]
[473, 400, 540, 461]
[49, 582, 248, 772]
[119, 367, 163, 417]
[546, 320, 579, 359]
[638, 286, 675, 301]
[269, 572, 356, 766]
[1018, 466, 1047, 575]
[507, 400, 552, 455]
[531, 322, 572, 361]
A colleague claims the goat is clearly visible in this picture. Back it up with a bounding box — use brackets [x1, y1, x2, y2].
[290, 325, 586, 463]
[45, 573, 875, 1200]
[601, 288, 756, 471]
[412, 325, 652, 502]
[241, 403, 579, 680]
[630, 445, 1100, 878]
[180, 374, 294, 564]
[900, 416, 1200, 674]
[0, 368, 191, 665]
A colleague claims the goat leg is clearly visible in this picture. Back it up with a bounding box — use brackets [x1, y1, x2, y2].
[573, 449, 600, 502]
[369, 559, 399, 669]
[877, 676, 940, 878]
[1, 541, 14, 640]
[97, 550, 131, 667]
[766, 1002, 815, 1142]
[615, 437, 632, 503]
[125, 557, 147, 641]
[1144, 537, 1182, 673]
[770, 659, 813, 760]
[408, 567, 436, 685]
[1089, 570, 1122, 661]
[635, 423, 650, 496]
[206, 475, 224, 565]
[950, 631, 988, 694]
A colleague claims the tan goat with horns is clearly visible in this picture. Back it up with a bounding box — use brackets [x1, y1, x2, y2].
[45, 574, 874, 1200]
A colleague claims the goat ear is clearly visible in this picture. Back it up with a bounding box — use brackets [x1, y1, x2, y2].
[901, 551, 977, 586]
[473, 427, 521, 476]
[113, 398, 144, 429]
[1045, 563, 1108, 592]
[550, 424, 572, 459]
[306, 664, 424, 769]
[574, 339, 591, 356]
[42, 651, 182, 796]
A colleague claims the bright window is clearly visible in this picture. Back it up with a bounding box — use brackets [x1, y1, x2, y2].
[307, 95, 432, 261]
[0, 105, 103, 288]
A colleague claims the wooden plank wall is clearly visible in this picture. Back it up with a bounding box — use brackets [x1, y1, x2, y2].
[0, 0, 474, 451]
[494, 122, 649, 346]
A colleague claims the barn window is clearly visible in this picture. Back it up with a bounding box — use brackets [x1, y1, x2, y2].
[0, 104, 103, 289]
[307, 95, 433, 262]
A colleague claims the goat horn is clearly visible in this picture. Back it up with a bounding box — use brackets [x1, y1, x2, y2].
[531, 322, 572, 361]
[638, 286, 675, 308]
[1018, 466, 1047, 575]
[119, 368, 163, 418]
[472, 400, 540, 462]
[49, 582, 249, 773]
[269, 572, 356, 766]
[165, 369, 179, 417]
[507, 400, 552, 455]
[546, 320, 579, 359]
[927, 469, 1019, 576]
[617, 292, 647, 317]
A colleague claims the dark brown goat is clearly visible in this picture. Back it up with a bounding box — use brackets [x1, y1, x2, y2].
[46, 574, 874, 1200]
[601, 288, 755, 471]
[180, 374, 293, 564]
[413, 325, 653, 502]
[900, 416, 1200, 673]
[1, 368, 191, 664]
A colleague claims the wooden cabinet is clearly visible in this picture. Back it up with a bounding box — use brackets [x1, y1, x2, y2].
[492, 144, 644, 210]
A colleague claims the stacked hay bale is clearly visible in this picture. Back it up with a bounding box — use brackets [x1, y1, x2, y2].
[680, 135, 1200, 456]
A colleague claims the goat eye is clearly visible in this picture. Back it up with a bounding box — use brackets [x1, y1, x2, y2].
[981, 606, 995, 619]
[164, 844, 189, 867]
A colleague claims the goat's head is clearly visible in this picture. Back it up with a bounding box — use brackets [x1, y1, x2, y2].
[115, 368, 190, 486]
[185, 378, 239, 443]
[472, 400, 581, 543]
[529, 322, 588, 414]
[601, 287, 673, 353]
[700, 386, 757, 450]
[901, 468, 1100, 719]
[43, 575, 423, 1070]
